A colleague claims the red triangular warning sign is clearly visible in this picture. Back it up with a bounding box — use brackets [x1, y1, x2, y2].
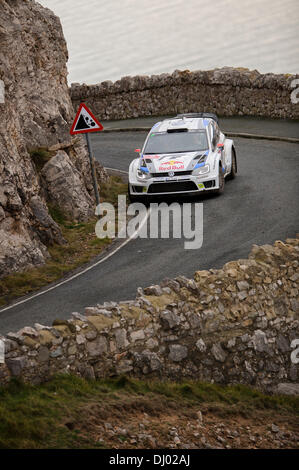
[70, 103, 103, 135]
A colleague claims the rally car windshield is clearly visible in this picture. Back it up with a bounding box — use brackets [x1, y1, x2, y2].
[143, 131, 208, 154]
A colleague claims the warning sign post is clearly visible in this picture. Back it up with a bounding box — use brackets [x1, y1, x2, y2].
[70, 103, 103, 210]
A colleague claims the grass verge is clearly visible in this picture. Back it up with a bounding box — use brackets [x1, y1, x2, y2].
[0, 374, 298, 449]
[0, 175, 127, 307]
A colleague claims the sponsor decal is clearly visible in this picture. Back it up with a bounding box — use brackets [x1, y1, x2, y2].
[197, 183, 205, 189]
[158, 160, 184, 171]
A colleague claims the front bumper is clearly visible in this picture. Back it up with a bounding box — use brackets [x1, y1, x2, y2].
[129, 173, 220, 196]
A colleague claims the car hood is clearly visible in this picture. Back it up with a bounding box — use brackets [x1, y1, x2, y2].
[143, 151, 208, 174]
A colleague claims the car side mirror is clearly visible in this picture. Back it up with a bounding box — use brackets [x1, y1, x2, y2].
[135, 148, 141, 153]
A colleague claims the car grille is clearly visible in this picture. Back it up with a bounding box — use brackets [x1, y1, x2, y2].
[150, 170, 193, 178]
[148, 181, 198, 193]
[132, 186, 143, 193]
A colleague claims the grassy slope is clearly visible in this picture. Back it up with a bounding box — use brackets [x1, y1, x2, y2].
[0, 176, 127, 307]
[0, 375, 298, 449]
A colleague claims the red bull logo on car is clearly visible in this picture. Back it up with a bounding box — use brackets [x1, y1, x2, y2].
[158, 160, 184, 171]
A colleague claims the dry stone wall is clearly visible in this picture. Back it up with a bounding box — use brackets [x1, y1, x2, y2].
[70, 68, 299, 121]
[1, 237, 298, 393]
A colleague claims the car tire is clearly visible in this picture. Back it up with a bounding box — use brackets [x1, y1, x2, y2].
[228, 148, 237, 180]
[215, 166, 225, 195]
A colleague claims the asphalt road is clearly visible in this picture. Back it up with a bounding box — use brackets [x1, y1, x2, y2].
[0, 132, 298, 334]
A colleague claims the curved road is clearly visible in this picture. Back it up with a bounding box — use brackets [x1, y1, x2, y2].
[0, 133, 298, 334]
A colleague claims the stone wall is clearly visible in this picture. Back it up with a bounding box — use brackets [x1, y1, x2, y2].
[70, 68, 299, 121]
[1, 237, 298, 393]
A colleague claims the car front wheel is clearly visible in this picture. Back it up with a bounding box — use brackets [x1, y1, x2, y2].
[228, 148, 237, 179]
[215, 166, 225, 195]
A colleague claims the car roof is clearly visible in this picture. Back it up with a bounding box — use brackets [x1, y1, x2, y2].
[150, 114, 218, 133]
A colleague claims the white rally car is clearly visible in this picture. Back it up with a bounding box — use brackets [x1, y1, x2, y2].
[128, 113, 237, 201]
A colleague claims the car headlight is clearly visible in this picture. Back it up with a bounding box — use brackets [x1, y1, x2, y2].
[137, 166, 151, 180]
[192, 164, 210, 176]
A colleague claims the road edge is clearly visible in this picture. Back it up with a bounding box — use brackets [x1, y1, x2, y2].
[0, 168, 141, 315]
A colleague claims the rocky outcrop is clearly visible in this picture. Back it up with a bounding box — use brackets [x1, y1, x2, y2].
[0, 237, 298, 393]
[70, 67, 299, 120]
[0, 0, 106, 278]
[41, 151, 94, 221]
